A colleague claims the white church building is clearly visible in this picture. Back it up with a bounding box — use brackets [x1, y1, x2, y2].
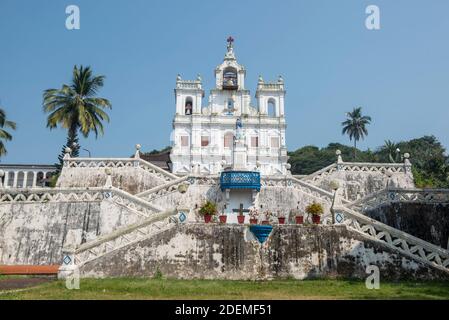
[170, 37, 289, 176]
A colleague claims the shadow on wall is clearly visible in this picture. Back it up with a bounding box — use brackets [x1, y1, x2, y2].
[366, 202, 449, 249]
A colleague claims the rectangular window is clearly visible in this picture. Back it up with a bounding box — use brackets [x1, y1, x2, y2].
[224, 134, 233, 148]
[201, 136, 210, 147]
[181, 136, 189, 147]
[270, 137, 279, 148]
[251, 136, 259, 147]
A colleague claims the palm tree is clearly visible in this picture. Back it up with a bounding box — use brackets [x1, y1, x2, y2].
[43, 65, 111, 170]
[341, 107, 371, 161]
[383, 139, 398, 163]
[0, 107, 17, 157]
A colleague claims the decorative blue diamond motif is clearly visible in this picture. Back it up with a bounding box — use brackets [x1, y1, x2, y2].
[336, 213, 344, 223]
[179, 212, 187, 223]
[63, 255, 72, 265]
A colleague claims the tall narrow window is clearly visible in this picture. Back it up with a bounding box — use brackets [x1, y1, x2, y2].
[201, 136, 210, 147]
[181, 136, 189, 147]
[224, 132, 234, 148]
[226, 99, 234, 115]
[251, 136, 259, 147]
[267, 99, 276, 117]
[185, 98, 193, 115]
[270, 137, 279, 148]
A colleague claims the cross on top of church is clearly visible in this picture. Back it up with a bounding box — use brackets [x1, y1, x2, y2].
[227, 36, 234, 44]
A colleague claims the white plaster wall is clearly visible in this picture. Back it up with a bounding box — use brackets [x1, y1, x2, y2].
[0, 199, 146, 265]
[57, 167, 167, 194]
[314, 170, 415, 201]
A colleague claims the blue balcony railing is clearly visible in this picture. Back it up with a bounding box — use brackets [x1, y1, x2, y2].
[220, 171, 261, 191]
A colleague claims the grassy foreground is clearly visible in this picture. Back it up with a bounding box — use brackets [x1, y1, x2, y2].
[1, 277, 449, 300]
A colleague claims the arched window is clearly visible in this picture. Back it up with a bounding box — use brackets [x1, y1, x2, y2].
[223, 67, 238, 90]
[37, 172, 45, 187]
[224, 132, 234, 148]
[267, 99, 276, 117]
[6, 172, 14, 187]
[185, 97, 193, 115]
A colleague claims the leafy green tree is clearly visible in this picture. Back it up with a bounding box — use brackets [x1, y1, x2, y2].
[0, 107, 17, 157]
[288, 135, 449, 188]
[341, 107, 371, 160]
[43, 65, 112, 170]
[393, 136, 449, 188]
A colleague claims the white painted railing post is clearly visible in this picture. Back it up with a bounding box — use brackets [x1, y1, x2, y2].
[63, 147, 72, 168]
[134, 144, 141, 167]
[12, 171, 18, 188]
[32, 171, 38, 188]
[403, 152, 412, 173]
[3, 171, 9, 188]
[22, 172, 28, 188]
[58, 228, 79, 280]
[104, 168, 113, 188]
[336, 149, 343, 171]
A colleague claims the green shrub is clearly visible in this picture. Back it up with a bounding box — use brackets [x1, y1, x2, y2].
[305, 202, 324, 216]
[199, 201, 217, 216]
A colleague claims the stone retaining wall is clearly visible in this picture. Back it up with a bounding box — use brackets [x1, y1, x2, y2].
[80, 224, 448, 280]
[366, 202, 449, 249]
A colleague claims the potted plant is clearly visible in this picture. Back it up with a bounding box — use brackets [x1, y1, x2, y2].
[291, 208, 304, 224]
[261, 211, 272, 225]
[305, 202, 324, 224]
[249, 208, 258, 224]
[237, 212, 245, 224]
[219, 213, 227, 224]
[199, 201, 217, 223]
[277, 211, 286, 224]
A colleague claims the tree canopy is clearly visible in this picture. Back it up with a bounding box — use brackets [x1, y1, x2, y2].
[288, 135, 449, 188]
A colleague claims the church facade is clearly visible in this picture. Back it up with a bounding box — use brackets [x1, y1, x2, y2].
[170, 38, 288, 176]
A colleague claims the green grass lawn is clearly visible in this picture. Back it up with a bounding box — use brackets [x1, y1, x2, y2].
[1, 277, 449, 300]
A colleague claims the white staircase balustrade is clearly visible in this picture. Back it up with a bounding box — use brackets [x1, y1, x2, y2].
[69, 209, 177, 267]
[348, 188, 449, 212]
[333, 205, 449, 273]
[64, 157, 178, 182]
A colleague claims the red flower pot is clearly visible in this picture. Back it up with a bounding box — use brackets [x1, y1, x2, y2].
[219, 215, 227, 223]
[204, 215, 212, 223]
[295, 216, 304, 224]
[312, 214, 321, 224]
[278, 217, 286, 224]
[250, 218, 258, 224]
[237, 215, 245, 224]
[261, 220, 270, 225]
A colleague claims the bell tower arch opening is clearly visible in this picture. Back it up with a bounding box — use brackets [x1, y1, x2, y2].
[223, 67, 238, 90]
[267, 98, 276, 117]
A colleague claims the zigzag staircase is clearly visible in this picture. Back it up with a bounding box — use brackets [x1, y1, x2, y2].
[71, 208, 178, 267]
[49, 160, 449, 276]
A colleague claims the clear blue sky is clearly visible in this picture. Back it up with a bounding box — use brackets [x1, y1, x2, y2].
[1, 0, 448, 164]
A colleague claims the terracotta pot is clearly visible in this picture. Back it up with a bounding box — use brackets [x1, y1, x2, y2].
[278, 217, 286, 224]
[219, 215, 227, 223]
[204, 215, 212, 223]
[261, 220, 270, 225]
[312, 214, 321, 224]
[250, 218, 258, 224]
[237, 215, 245, 224]
[295, 216, 304, 224]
